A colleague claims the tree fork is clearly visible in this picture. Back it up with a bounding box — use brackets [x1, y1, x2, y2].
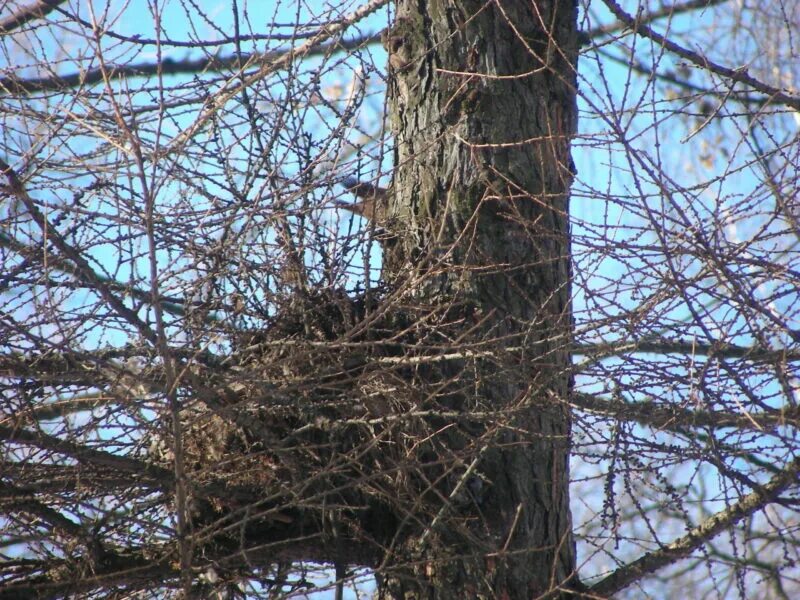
[380, 0, 580, 598]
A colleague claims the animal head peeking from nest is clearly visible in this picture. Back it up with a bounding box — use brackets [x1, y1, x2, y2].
[335, 177, 390, 224]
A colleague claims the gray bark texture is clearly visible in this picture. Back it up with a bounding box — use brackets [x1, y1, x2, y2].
[378, 0, 580, 598]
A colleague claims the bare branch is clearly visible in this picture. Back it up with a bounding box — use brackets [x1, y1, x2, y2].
[586, 0, 730, 40]
[601, 0, 800, 109]
[589, 457, 800, 596]
[0, 0, 67, 34]
[572, 392, 799, 433]
[0, 34, 381, 96]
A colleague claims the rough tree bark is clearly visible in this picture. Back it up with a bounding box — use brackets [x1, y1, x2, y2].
[0, 1, 581, 597]
[378, 0, 580, 598]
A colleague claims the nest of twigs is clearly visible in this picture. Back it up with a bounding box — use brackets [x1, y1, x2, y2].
[143, 285, 513, 600]
[150, 287, 480, 557]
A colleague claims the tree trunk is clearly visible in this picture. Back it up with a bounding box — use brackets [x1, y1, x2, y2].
[379, 0, 580, 597]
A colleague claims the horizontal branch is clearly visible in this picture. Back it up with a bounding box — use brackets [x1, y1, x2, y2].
[0, 33, 381, 96]
[0, 350, 166, 420]
[0, 423, 173, 485]
[241, 337, 799, 364]
[589, 456, 800, 596]
[3, 331, 797, 437]
[6, 346, 792, 434]
[0, 548, 176, 600]
[0, 0, 67, 34]
[0, 516, 379, 600]
[2, 0, 729, 97]
[0, 480, 86, 541]
[571, 392, 799, 433]
[0, 423, 282, 510]
[573, 339, 800, 363]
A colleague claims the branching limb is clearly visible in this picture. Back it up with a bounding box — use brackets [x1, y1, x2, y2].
[601, 0, 800, 109]
[0, 0, 68, 34]
[588, 456, 800, 597]
[571, 392, 800, 434]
